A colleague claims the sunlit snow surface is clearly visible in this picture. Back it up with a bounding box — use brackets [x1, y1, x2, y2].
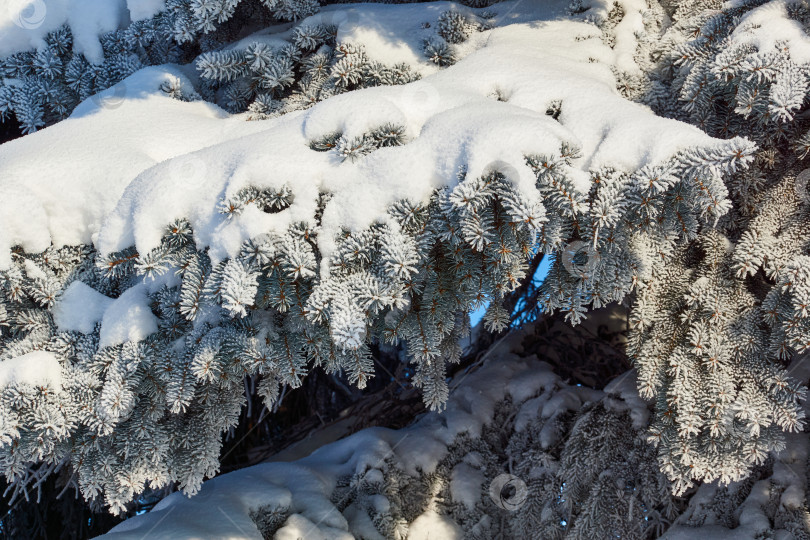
[0, 0, 714, 276]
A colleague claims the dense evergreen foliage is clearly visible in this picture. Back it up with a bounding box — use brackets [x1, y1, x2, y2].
[1, 0, 809, 537]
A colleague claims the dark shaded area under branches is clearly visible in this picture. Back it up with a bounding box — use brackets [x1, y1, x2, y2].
[0, 117, 21, 145]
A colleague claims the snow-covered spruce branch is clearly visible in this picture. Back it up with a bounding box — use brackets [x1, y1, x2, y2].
[196, 27, 421, 117]
[649, 0, 810, 146]
[0, 0, 498, 133]
[107, 333, 810, 539]
[0, 0, 318, 133]
[90, 328, 810, 539]
[0, 127, 753, 514]
[600, 0, 810, 496]
[1, 0, 802, 518]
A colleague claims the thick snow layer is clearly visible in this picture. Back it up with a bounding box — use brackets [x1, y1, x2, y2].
[275, 514, 354, 540]
[0, 0, 165, 61]
[0, 65, 268, 270]
[127, 0, 164, 22]
[300, 1, 504, 75]
[52, 281, 114, 334]
[449, 461, 485, 510]
[98, 283, 158, 348]
[205, 0, 492, 76]
[303, 4, 444, 74]
[94, 7, 714, 271]
[54, 279, 159, 347]
[0, 0, 718, 273]
[0, 0, 496, 270]
[0, 350, 61, 389]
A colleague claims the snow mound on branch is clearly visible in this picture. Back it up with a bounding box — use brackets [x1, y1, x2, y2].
[219, 1, 469, 78]
[96, 14, 713, 268]
[0, 0, 536, 270]
[0, 350, 61, 389]
[127, 0, 164, 22]
[0, 65, 268, 270]
[54, 279, 165, 344]
[0, 0, 717, 271]
[98, 283, 158, 348]
[0, 0, 165, 62]
[284, 2, 474, 75]
[52, 280, 114, 334]
[407, 511, 464, 539]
